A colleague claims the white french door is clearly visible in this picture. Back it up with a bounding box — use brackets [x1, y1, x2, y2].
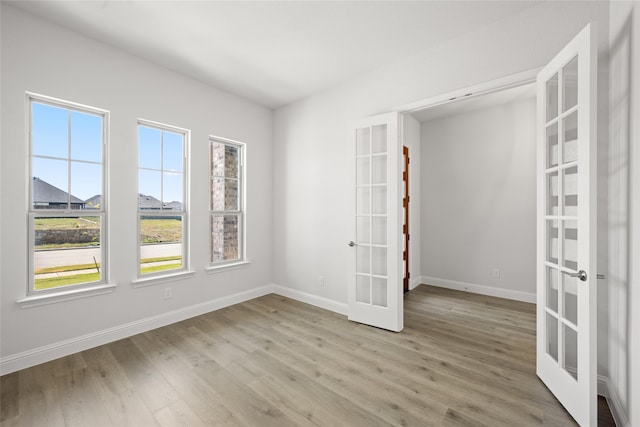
[536, 24, 597, 426]
[348, 112, 402, 332]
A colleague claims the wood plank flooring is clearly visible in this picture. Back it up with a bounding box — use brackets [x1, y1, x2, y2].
[0, 285, 616, 426]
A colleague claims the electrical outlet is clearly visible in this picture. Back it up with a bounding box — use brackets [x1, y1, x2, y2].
[492, 268, 500, 278]
[319, 276, 325, 287]
[164, 287, 172, 299]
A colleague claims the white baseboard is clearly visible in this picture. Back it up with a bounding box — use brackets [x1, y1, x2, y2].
[598, 375, 630, 427]
[272, 285, 348, 316]
[421, 276, 536, 303]
[0, 285, 274, 375]
[409, 276, 421, 290]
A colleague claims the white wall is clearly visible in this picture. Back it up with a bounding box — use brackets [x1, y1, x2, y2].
[608, 2, 640, 426]
[419, 97, 536, 301]
[0, 5, 273, 372]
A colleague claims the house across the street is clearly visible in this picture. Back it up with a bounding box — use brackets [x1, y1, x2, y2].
[32, 177, 86, 210]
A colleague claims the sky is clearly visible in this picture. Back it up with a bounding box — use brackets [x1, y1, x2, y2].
[32, 102, 184, 204]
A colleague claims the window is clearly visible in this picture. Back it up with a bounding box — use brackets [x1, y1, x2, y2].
[137, 121, 188, 277]
[209, 137, 245, 266]
[28, 94, 108, 293]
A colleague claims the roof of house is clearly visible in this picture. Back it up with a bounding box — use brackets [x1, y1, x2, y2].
[33, 177, 85, 205]
[138, 193, 163, 210]
[85, 194, 102, 207]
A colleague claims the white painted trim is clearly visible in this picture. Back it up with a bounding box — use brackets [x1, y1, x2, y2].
[598, 375, 630, 427]
[131, 270, 196, 288]
[409, 277, 421, 290]
[0, 285, 273, 375]
[394, 67, 542, 114]
[272, 285, 348, 316]
[17, 283, 116, 308]
[421, 276, 536, 303]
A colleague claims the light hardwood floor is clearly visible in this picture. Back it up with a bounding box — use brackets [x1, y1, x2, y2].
[1, 285, 616, 426]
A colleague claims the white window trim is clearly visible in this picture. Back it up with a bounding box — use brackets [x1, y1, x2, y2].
[136, 119, 190, 282]
[209, 135, 247, 267]
[26, 92, 110, 298]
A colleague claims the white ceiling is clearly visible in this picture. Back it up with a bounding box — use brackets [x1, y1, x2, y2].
[412, 83, 536, 123]
[9, 1, 539, 109]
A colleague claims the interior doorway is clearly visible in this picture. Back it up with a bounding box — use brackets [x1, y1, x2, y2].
[406, 81, 537, 304]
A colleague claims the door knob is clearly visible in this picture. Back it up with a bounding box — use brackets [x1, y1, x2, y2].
[562, 269, 587, 282]
[348, 241, 356, 247]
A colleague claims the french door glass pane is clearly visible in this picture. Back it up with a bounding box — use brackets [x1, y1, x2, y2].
[356, 187, 370, 215]
[563, 166, 578, 216]
[547, 220, 559, 265]
[547, 171, 559, 215]
[563, 112, 578, 163]
[356, 245, 370, 274]
[371, 247, 387, 276]
[547, 123, 559, 168]
[546, 267, 559, 313]
[372, 277, 388, 307]
[356, 275, 371, 304]
[371, 125, 387, 154]
[356, 217, 370, 244]
[564, 324, 578, 380]
[356, 157, 370, 185]
[563, 274, 579, 326]
[563, 219, 578, 271]
[563, 56, 579, 112]
[372, 186, 387, 214]
[547, 312, 559, 361]
[546, 73, 559, 122]
[371, 155, 387, 184]
[371, 216, 387, 245]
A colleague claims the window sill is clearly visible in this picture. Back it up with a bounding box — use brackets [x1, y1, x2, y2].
[131, 270, 196, 288]
[17, 283, 117, 309]
[206, 260, 251, 274]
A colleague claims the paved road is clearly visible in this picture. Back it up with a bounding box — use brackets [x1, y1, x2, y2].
[34, 243, 182, 268]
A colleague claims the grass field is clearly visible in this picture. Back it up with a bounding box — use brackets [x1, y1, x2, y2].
[35, 217, 100, 230]
[35, 217, 182, 248]
[139, 217, 182, 244]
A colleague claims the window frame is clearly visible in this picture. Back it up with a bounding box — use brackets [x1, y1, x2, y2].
[27, 92, 109, 296]
[136, 119, 190, 280]
[208, 135, 247, 268]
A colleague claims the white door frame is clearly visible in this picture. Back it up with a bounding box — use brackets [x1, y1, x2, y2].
[394, 67, 541, 115]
